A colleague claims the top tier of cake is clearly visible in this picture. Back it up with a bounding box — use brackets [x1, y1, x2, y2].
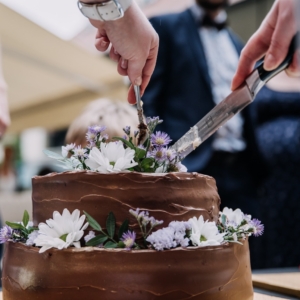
[32, 172, 220, 227]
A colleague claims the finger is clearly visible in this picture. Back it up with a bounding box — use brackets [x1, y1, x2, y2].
[264, 24, 295, 71]
[94, 30, 110, 52]
[231, 2, 279, 90]
[109, 46, 120, 63]
[231, 35, 269, 90]
[127, 57, 156, 104]
[117, 58, 129, 76]
[286, 50, 300, 77]
[139, 54, 157, 97]
[128, 84, 136, 105]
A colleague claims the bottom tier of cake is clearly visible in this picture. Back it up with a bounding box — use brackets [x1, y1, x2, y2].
[2, 239, 253, 300]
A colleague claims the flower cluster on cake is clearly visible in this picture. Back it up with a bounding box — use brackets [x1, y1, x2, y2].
[0, 117, 263, 253]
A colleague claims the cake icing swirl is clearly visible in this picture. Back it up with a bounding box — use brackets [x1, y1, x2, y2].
[32, 172, 221, 227]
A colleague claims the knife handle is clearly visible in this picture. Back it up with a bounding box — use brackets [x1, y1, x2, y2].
[256, 32, 299, 83]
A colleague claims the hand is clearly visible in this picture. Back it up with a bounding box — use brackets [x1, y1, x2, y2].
[231, 0, 299, 91]
[84, 1, 159, 104]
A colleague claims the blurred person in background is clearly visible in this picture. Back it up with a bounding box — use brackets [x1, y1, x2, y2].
[65, 98, 140, 146]
[250, 73, 300, 269]
[142, 0, 265, 268]
[143, 0, 262, 218]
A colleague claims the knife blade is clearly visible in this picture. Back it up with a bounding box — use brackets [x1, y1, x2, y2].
[171, 32, 299, 160]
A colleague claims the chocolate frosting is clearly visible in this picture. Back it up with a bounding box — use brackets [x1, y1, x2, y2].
[2, 240, 253, 300]
[32, 172, 221, 228]
[2, 171, 253, 300]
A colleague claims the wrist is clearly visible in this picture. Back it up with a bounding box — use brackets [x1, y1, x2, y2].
[78, 0, 133, 21]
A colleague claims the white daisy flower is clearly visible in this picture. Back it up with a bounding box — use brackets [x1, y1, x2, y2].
[189, 215, 224, 247]
[220, 207, 245, 227]
[85, 141, 137, 173]
[34, 209, 88, 253]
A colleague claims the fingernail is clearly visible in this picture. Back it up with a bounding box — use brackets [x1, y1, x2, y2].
[264, 54, 276, 70]
[114, 48, 118, 55]
[121, 58, 128, 69]
[134, 76, 142, 86]
[101, 41, 108, 48]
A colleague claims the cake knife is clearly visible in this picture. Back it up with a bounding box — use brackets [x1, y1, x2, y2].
[171, 33, 299, 159]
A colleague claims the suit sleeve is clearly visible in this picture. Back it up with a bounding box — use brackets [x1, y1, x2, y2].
[143, 17, 170, 118]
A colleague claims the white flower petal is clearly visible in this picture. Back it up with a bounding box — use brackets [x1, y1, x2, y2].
[36, 209, 87, 252]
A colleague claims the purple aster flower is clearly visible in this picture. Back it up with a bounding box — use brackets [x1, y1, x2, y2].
[151, 132, 172, 147]
[88, 140, 96, 148]
[73, 146, 88, 160]
[0, 225, 13, 243]
[88, 125, 106, 134]
[149, 147, 167, 162]
[123, 135, 128, 140]
[123, 126, 131, 136]
[249, 219, 264, 237]
[121, 230, 136, 249]
[86, 131, 97, 144]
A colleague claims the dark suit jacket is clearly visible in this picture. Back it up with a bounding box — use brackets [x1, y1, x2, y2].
[143, 9, 261, 175]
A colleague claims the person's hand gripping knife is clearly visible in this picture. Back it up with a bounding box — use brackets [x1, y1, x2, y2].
[232, 0, 299, 91]
[78, 0, 159, 104]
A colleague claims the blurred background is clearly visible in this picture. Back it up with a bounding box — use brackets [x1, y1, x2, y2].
[0, 0, 275, 219]
[1, 0, 300, 272]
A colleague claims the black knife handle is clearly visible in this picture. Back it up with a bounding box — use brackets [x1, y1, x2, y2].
[256, 32, 299, 83]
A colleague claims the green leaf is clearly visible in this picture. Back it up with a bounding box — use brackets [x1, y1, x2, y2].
[141, 158, 155, 170]
[5, 221, 24, 230]
[104, 241, 118, 249]
[118, 219, 129, 240]
[117, 241, 125, 248]
[112, 137, 135, 150]
[135, 148, 146, 160]
[106, 212, 116, 238]
[86, 235, 108, 247]
[22, 210, 30, 228]
[83, 211, 102, 231]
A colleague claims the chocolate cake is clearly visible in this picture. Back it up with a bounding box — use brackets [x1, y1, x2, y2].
[2, 171, 253, 300]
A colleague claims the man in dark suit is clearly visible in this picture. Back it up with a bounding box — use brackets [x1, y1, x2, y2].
[143, 0, 262, 221]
